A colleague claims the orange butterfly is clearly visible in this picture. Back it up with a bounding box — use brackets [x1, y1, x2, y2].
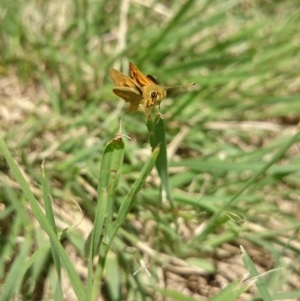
[110, 62, 195, 117]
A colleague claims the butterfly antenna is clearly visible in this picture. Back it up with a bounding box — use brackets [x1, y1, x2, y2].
[165, 82, 196, 90]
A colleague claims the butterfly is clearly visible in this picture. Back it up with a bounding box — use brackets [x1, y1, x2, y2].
[110, 62, 195, 117]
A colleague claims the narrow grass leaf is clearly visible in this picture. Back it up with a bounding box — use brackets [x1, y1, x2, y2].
[241, 246, 273, 301]
[147, 115, 173, 207]
[0, 136, 85, 301]
[0, 233, 30, 301]
[208, 278, 249, 301]
[16, 243, 51, 299]
[105, 252, 121, 301]
[89, 144, 160, 297]
[273, 290, 300, 300]
[139, 0, 197, 62]
[86, 134, 125, 300]
[115, 144, 160, 226]
[91, 134, 125, 255]
[41, 163, 63, 299]
[196, 130, 300, 240]
[39, 71, 61, 114]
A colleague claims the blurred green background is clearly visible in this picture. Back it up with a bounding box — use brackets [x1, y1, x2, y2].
[1, 0, 300, 300]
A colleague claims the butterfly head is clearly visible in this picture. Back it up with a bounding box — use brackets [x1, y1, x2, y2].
[143, 85, 167, 108]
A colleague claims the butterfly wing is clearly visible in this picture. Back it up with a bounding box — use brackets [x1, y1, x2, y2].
[112, 87, 142, 112]
[146, 74, 159, 84]
[129, 62, 156, 87]
[110, 69, 142, 92]
[110, 68, 143, 112]
[112, 87, 142, 102]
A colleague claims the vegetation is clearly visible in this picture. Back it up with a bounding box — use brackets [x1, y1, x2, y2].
[0, 0, 300, 300]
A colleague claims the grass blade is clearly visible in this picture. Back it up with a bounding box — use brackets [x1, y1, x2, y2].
[0, 136, 85, 301]
[147, 115, 174, 207]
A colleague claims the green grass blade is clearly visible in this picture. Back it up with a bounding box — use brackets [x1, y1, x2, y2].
[0, 233, 31, 301]
[139, 0, 197, 62]
[197, 130, 300, 240]
[241, 246, 273, 301]
[16, 243, 51, 299]
[147, 115, 173, 207]
[85, 134, 125, 300]
[208, 278, 249, 301]
[0, 136, 85, 301]
[105, 252, 121, 300]
[41, 163, 63, 299]
[115, 144, 160, 226]
[91, 144, 160, 294]
[91, 134, 125, 254]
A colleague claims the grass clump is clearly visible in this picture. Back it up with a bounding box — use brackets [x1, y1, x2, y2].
[1, 1, 300, 300]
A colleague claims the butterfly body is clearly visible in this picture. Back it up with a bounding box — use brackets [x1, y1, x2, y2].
[142, 84, 167, 108]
